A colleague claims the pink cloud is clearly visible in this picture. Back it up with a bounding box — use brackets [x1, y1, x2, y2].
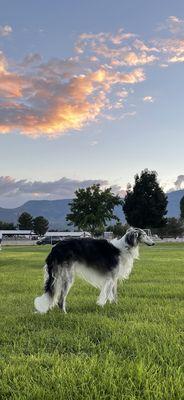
[0, 19, 183, 138]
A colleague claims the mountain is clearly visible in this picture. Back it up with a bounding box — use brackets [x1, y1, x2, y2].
[0, 199, 71, 229]
[166, 190, 184, 217]
[0, 190, 183, 229]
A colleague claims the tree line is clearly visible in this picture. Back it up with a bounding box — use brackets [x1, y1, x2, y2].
[0, 213, 49, 236]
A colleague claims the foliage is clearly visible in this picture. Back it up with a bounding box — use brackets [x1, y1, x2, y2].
[33, 216, 49, 236]
[123, 169, 168, 229]
[66, 184, 123, 235]
[0, 244, 183, 399]
[106, 222, 129, 238]
[157, 217, 184, 238]
[180, 196, 184, 219]
[0, 221, 15, 230]
[18, 212, 33, 230]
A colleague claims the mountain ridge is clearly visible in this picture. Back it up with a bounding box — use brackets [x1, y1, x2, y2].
[0, 190, 183, 229]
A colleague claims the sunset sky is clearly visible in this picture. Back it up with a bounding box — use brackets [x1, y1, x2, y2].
[0, 0, 184, 207]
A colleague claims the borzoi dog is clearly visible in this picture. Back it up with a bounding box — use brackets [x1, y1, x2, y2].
[34, 227, 154, 314]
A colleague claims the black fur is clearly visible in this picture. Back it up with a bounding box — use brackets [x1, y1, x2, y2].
[46, 238, 120, 275]
[125, 231, 138, 247]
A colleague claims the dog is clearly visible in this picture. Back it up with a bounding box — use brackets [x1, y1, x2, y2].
[34, 227, 155, 314]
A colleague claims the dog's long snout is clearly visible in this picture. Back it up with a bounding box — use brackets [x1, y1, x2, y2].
[147, 239, 155, 246]
[144, 236, 155, 246]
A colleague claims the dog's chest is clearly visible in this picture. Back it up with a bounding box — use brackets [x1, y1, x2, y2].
[74, 262, 106, 289]
[117, 253, 134, 279]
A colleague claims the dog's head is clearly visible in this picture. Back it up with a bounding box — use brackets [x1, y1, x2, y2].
[125, 227, 155, 247]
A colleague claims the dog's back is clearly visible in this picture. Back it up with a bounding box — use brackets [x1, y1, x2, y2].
[46, 237, 120, 272]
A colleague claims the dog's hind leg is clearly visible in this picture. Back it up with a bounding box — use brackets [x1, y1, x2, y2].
[34, 263, 59, 314]
[57, 264, 74, 313]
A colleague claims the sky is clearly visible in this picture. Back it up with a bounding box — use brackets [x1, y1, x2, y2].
[0, 0, 184, 207]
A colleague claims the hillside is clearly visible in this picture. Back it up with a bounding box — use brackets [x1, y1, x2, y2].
[0, 190, 183, 229]
[0, 199, 71, 229]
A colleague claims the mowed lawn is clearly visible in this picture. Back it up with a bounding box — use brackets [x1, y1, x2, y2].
[0, 243, 184, 400]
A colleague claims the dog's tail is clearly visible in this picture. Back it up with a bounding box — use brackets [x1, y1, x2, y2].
[34, 252, 58, 313]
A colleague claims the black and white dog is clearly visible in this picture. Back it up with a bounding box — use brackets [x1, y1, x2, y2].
[34, 228, 154, 314]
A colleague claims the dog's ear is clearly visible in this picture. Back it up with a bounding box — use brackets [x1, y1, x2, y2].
[125, 230, 138, 247]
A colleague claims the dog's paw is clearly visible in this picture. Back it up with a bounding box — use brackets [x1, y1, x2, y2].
[96, 299, 105, 307]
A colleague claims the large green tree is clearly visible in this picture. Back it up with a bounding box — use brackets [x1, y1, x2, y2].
[33, 216, 49, 236]
[18, 212, 33, 230]
[66, 184, 123, 235]
[180, 196, 184, 219]
[123, 169, 168, 228]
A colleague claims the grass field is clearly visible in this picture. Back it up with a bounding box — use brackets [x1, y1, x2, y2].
[0, 243, 184, 400]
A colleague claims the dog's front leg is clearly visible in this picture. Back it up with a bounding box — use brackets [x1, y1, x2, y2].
[111, 280, 118, 303]
[97, 279, 114, 307]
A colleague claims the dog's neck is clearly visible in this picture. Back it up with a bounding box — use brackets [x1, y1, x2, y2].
[112, 236, 139, 260]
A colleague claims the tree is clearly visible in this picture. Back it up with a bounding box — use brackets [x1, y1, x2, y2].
[33, 216, 49, 236]
[66, 184, 123, 235]
[18, 212, 33, 230]
[157, 218, 184, 238]
[180, 196, 184, 219]
[123, 169, 168, 229]
[0, 221, 16, 230]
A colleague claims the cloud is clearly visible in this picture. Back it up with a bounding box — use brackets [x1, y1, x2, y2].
[76, 29, 159, 67]
[0, 176, 126, 207]
[21, 53, 42, 67]
[110, 185, 126, 197]
[174, 175, 184, 190]
[0, 25, 12, 37]
[165, 175, 184, 192]
[143, 96, 155, 103]
[0, 18, 184, 138]
[0, 175, 107, 199]
[153, 16, 184, 64]
[152, 37, 184, 63]
[157, 15, 184, 34]
[90, 140, 98, 146]
[119, 111, 136, 120]
[0, 49, 145, 137]
[111, 52, 158, 66]
[116, 89, 129, 98]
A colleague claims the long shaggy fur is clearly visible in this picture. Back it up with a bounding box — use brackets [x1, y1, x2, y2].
[34, 228, 154, 313]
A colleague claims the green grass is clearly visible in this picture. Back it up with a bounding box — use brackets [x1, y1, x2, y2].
[0, 243, 184, 400]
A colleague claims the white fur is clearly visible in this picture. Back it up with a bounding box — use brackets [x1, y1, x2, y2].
[34, 264, 57, 313]
[113, 237, 139, 280]
[75, 262, 107, 289]
[34, 293, 52, 314]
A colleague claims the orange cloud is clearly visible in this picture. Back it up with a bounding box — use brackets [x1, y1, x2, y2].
[0, 53, 25, 98]
[0, 46, 145, 137]
[152, 37, 184, 63]
[0, 72, 24, 98]
[76, 29, 159, 68]
[1, 19, 182, 138]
